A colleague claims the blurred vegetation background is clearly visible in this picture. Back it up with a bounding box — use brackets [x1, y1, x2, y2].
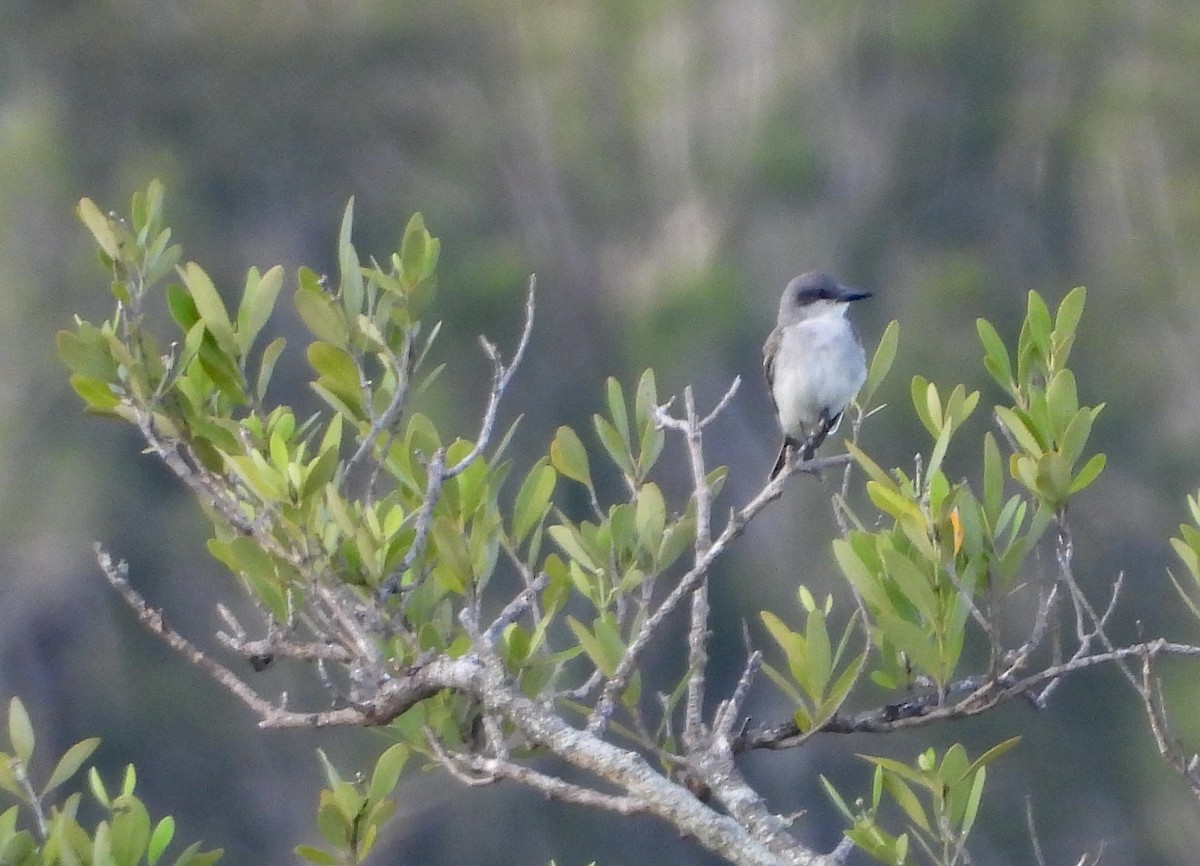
[4, 1, 1200, 863]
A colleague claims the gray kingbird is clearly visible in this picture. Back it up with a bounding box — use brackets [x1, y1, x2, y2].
[763, 272, 871, 479]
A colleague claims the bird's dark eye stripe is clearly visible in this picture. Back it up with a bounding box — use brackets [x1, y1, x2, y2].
[795, 287, 835, 303]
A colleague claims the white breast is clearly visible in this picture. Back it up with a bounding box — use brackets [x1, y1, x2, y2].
[772, 317, 867, 436]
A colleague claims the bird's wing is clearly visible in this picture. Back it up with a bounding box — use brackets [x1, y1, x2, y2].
[762, 326, 781, 411]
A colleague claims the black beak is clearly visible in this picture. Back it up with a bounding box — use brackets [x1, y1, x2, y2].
[839, 288, 872, 303]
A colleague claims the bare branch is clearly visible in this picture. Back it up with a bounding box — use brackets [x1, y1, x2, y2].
[714, 651, 762, 739]
[343, 337, 414, 482]
[1038, 519, 1135, 706]
[97, 544, 453, 728]
[378, 447, 446, 598]
[701, 376, 742, 427]
[1026, 797, 1047, 866]
[691, 733, 806, 863]
[444, 276, 536, 478]
[215, 630, 354, 665]
[483, 571, 549, 646]
[735, 639, 1200, 749]
[428, 736, 652, 815]
[1137, 646, 1200, 803]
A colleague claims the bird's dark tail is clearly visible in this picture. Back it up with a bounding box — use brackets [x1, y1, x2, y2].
[768, 439, 793, 481]
[768, 411, 842, 481]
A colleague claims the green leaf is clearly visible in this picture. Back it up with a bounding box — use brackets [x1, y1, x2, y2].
[1045, 370, 1079, 441]
[147, 817, 175, 866]
[976, 318, 1014, 393]
[89, 766, 110, 807]
[367, 743, 409, 802]
[1025, 291, 1053, 359]
[1068, 453, 1106, 495]
[513, 461, 557, 545]
[56, 329, 118, 382]
[43, 737, 101, 796]
[963, 736, 1021, 778]
[1054, 287, 1087, 347]
[548, 524, 599, 571]
[805, 609, 833, 700]
[926, 418, 954, 483]
[861, 320, 899, 407]
[8, 698, 34, 765]
[635, 483, 666, 558]
[761, 611, 808, 688]
[237, 264, 284, 355]
[1188, 492, 1200, 529]
[594, 415, 635, 479]
[307, 342, 363, 415]
[945, 384, 979, 429]
[881, 773, 931, 833]
[338, 198, 364, 317]
[303, 445, 341, 502]
[431, 516, 473, 594]
[110, 793, 152, 866]
[819, 775, 857, 823]
[910, 376, 936, 437]
[875, 613, 946, 685]
[880, 548, 937, 616]
[636, 418, 665, 477]
[606, 377, 632, 450]
[93, 820, 113, 866]
[844, 441, 897, 490]
[77, 198, 121, 259]
[183, 262, 239, 361]
[859, 754, 929, 790]
[256, 337, 287, 400]
[295, 844, 340, 865]
[995, 406, 1044, 456]
[566, 616, 621, 676]
[657, 516, 694, 571]
[166, 282, 201, 333]
[866, 481, 921, 522]
[959, 765, 987, 837]
[633, 368, 659, 432]
[400, 213, 438, 286]
[832, 537, 888, 611]
[982, 432, 1004, 524]
[550, 426, 592, 488]
[1168, 567, 1200, 620]
[924, 381, 943, 435]
[70, 374, 121, 413]
[172, 842, 223, 866]
[296, 268, 351, 347]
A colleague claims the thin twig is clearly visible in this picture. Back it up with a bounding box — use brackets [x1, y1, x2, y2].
[734, 638, 1200, 748]
[1038, 518, 1135, 705]
[343, 338, 414, 482]
[10, 759, 46, 840]
[445, 276, 536, 478]
[1137, 646, 1200, 803]
[378, 448, 445, 598]
[215, 630, 354, 664]
[483, 572, 549, 646]
[700, 376, 742, 428]
[96, 544, 454, 728]
[426, 735, 651, 815]
[714, 651, 762, 739]
[1026, 797, 1047, 866]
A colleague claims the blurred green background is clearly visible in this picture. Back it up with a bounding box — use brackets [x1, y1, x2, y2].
[4, 1, 1200, 863]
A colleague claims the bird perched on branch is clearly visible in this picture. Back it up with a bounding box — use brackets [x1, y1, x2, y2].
[763, 272, 871, 479]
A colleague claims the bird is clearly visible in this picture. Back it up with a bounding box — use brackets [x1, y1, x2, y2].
[763, 272, 871, 480]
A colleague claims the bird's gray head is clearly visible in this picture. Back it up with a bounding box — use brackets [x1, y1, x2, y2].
[777, 271, 872, 325]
